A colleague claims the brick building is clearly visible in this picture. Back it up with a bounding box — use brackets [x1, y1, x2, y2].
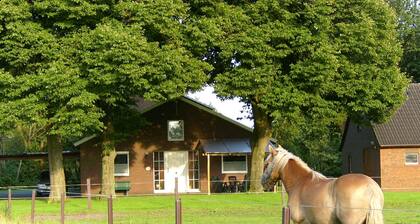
[341, 84, 420, 191]
[75, 96, 272, 194]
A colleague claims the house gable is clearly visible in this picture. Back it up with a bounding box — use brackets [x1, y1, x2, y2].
[74, 96, 252, 147]
[341, 120, 379, 174]
[137, 98, 252, 147]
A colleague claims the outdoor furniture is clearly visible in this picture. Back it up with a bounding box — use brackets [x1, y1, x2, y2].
[211, 176, 223, 193]
[228, 176, 238, 192]
[115, 181, 131, 195]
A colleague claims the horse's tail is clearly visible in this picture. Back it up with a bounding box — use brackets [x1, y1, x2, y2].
[365, 182, 384, 224]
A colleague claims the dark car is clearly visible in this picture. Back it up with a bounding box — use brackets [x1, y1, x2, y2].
[36, 171, 50, 197]
[36, 171, 81, 197]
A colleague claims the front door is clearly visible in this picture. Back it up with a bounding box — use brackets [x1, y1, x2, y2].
[163, 151, 188, 193]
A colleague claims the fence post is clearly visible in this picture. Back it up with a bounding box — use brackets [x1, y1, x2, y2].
[7, 188, 11, 217]
[31, 190, 35, 224]
[175, 176, 182, 224]
[282, 207, 290, 224]
[87, 178, 92, 209]
[108, 194, 113, 224]
[279, 181, 290, 224]
[61, 192, 65, 224]
[176, 198, 182, 224]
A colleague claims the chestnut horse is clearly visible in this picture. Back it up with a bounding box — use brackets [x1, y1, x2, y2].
[262, 146, 384, 224]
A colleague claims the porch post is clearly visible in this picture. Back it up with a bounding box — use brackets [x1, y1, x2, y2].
[207, 154, 211, 195]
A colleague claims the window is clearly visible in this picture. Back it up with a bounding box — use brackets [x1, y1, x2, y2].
[188, 151, 200, 190]
[222, 156, 247, 173]
[168, 120, 184, 141]
[114, 152, 129, 176]
[153, 152, 165, 190]
[405, 153, 418, 165]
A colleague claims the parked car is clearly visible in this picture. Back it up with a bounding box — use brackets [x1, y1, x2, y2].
[36, 171, 50, 197]
[36, 171, 81, 197]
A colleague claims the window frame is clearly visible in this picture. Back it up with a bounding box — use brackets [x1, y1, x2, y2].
[405, 152, 419, 165]
[188, 150, 200, 190]
[114, 151, 130, 177]
[153, 151, 165, 191]
[167, 120, 184, 141]
[221, 155, 248, 174]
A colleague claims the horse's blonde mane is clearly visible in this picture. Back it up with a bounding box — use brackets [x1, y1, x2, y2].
[272, 146, 327, 181]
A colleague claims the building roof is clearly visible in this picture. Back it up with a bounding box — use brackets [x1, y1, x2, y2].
[373, 84, 420, 147]
[199, 138, 275, 154]
[135, 96, 253, 132]
[74, 96, 253, 147]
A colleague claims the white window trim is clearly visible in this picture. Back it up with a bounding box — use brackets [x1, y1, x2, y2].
[153, 151, 166, 193]
[114, 151, 130, 176]
[405, 152, 419, 165]
[221, 155, 248, 174]
[188, 151, 200, 191]
[167, 120, 184, 141]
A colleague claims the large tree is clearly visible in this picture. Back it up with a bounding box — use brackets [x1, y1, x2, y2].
[0, 0, 103, 201]
[31, 0, 210, 196]
[70, 19, 209, 196]
[1, 0, 210, 198]
[188, 0, 409, 191]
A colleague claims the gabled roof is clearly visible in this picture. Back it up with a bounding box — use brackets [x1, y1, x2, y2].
[74, 96, 252, 146]
[373, 84, 420, 147]
[135, 96, 252, 132]
[180, 97, 253, 132]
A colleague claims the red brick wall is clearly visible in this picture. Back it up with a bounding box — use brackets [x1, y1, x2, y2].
[380, 147, 420, 191]
[80, 99, 252, 194]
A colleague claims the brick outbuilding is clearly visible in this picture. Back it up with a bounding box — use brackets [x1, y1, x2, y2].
[341, 84, 420, 191]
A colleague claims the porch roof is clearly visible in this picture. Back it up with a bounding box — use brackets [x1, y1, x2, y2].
[199, 138, 274, 155]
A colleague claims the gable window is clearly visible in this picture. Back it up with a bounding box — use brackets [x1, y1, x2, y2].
[115, 151, 129, 176]
[222, 155, 247, 173]
[405, 153, 418, 165]
[168, 120, 184, 141]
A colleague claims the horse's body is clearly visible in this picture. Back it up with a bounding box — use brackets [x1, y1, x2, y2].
[262, 147, 384, 224]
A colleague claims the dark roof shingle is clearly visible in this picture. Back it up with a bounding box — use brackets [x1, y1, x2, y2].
[373, 84, 420, 146]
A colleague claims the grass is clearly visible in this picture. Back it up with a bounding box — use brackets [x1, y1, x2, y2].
[0, 192, 419, 223]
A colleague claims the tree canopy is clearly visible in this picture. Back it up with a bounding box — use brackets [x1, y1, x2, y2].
[188, 0, 409, 191]
[0, 0, 411, 194]
[0, 0, 210, 198]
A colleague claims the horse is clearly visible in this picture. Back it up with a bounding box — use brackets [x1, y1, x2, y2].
[261, 146, 384, 224]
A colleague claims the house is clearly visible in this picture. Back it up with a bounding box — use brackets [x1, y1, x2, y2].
[75, 96, 271, 194]
[341, 83, 420, 191]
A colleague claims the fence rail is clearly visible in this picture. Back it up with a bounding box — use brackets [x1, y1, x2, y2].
[0, 178, 420, 224]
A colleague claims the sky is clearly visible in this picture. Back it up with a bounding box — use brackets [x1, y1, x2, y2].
[188, 86, 253, 128]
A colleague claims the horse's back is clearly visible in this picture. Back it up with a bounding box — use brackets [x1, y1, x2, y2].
[334, 174, 384, 224]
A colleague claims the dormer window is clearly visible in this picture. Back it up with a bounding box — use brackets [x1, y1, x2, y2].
[168, 120, 184, 141]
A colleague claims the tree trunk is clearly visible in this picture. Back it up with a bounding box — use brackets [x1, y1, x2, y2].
[15, 160, 22, 182]
[249, 102, 272, 192]
[47, 135, 66, 202]
[100, 121, 116, 197]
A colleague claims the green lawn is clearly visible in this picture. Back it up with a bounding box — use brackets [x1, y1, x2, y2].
[0, 192, 419, 223]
